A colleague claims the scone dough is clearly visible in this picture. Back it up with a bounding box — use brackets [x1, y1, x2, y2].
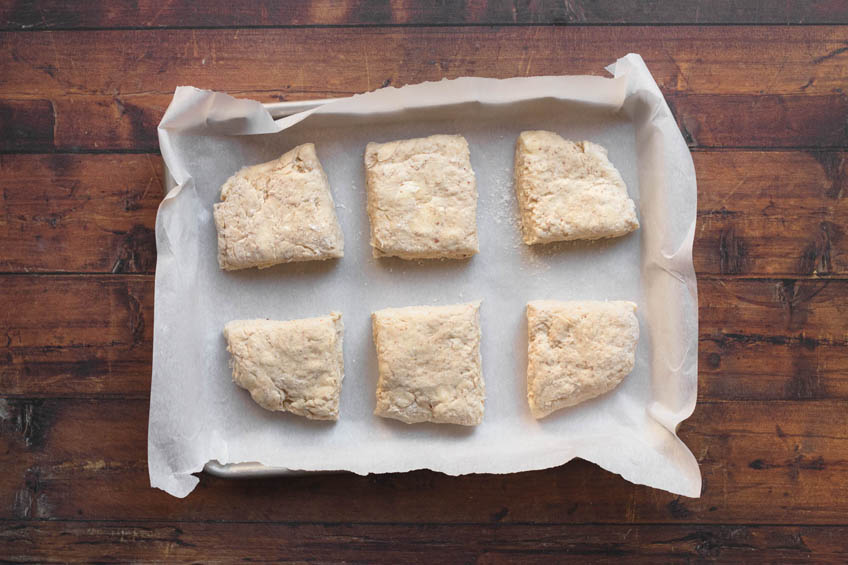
[223, 313, 344, 420]
[365, 134, 479, 259]
[514, 130, 639, 244]
[372, 302, 484, 425]
[213, 143, 344, 270]
[526, 300, 639, 418]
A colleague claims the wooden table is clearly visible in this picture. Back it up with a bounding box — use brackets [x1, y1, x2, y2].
[2, 2, 847, 562]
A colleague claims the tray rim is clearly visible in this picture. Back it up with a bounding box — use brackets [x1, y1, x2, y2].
[178, 92, 693, 484]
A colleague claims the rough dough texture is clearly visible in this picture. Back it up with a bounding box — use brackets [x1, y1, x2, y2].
[223, 313, 344, 420]
[372, 302, 484, 425]
[213, 143, 344, 270]
[365, 134, 479, 259]
[514, 130, 639, 244]
[526, 300, 639, 419]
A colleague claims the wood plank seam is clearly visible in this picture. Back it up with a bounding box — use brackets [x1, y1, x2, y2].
[1, 518, 848, 527]
[3, 22, 847, 31]
[2, 1, 847, 30]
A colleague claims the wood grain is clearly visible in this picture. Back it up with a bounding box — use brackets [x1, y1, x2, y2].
[1, 27, 846, 151]
[0, 154, 160, 273]
[0, 99, 54, 151]
[3, 27, 842, 97]
[1, 152, 846, 276]
[1, 397, 846, 524]
[2, 276, 847, 401]
[3, 0, 847, 29]
[2, 521, 846, 563]
[0, 276, 152, 398]
[699, 336, 848, 401]
[695, 150, 848, 277]
[1, 4, 847, 561]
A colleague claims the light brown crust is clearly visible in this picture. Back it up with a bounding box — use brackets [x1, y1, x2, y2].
[223, 313, 344, 420]
[526, 300, 639, 418]
[365, 134, 479, 259]
[213, 143, 344, 270]
[372, 302, 484, 425]
[514, 131, 639, 244]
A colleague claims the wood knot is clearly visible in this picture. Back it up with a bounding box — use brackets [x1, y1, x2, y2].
[718, 227, 746, 275]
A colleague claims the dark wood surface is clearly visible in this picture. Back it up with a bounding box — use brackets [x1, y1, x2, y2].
[2, 2, 847, 563]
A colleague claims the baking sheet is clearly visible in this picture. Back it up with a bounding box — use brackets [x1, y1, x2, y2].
[150, 54, 700, 498]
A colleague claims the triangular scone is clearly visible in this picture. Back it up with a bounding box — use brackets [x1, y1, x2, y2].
[514, 131, 639, 244]
[223, 314, 344, 421]
[213, 143, 344, 270]
[526, 300, 639, 419]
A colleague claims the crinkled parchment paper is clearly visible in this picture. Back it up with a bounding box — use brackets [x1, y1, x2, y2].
[150, 54, 700, 498]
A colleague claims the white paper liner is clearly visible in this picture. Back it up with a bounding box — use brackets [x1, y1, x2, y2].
[150, 54, 700, 498]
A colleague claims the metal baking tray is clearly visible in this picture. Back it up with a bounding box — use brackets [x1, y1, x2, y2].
[161, 87, 693, 487]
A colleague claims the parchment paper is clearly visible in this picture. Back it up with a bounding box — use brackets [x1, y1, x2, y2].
[150, 54, 700, 498]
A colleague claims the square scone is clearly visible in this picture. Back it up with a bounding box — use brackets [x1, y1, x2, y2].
[223, 313, 344, 421]
[372, 302, 484, 425]
[365, 134, 479, 259]
[526, 300, 639, 419]
[213, 143, 344, 270]
[514, 130, 639, 244]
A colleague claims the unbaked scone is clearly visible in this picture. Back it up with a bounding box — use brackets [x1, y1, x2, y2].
[365, 134, 478, 259]
[223, 313, 344, 420]
[372, 302, 484, 425]
[526, 300, 638, 418]
[213, 143, 344, 270]
[514, 131, 639, 244]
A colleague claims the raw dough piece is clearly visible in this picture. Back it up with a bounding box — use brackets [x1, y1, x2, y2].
[223, 313, 344, 420]
[365, 134, 479, 259]
[514, 130, 639, 244]
[213, 143, 344, 270]
[526, 300, 638, 418]
[372, 302, 484, 425]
